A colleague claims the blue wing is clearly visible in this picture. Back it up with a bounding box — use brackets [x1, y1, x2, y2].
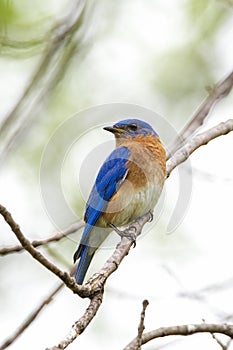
[73, 146, 130, 284]
[84, 146, 130, 228]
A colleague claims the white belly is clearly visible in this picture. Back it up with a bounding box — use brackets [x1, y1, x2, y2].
[111, 180, 163, 227]
[130, 182, 162, 221]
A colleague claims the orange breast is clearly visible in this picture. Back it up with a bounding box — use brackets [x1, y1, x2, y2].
[99, 135, 166, 227]
[124, 135, 166, 189]
[134, 135, 166, 176]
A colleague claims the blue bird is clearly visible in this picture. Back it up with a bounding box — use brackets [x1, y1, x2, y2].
[73, 119, 166, 284]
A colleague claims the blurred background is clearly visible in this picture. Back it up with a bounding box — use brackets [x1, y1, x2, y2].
[0, 0, 233, 349]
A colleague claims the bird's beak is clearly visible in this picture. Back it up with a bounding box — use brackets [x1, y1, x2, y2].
[103, 126, 126, 134]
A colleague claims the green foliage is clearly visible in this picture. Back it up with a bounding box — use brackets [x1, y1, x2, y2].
[0, 0, 17, 29]
[0, 0, 57, 57]
[186, 0, 227, 40]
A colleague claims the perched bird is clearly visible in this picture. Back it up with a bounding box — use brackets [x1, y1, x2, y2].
[73, 119, 166, 284]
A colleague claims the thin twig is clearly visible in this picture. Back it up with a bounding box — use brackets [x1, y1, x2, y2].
[135, 300, 149, 350]
[211, 333, 231, 350]
[0, 204, 81, 295]
[124, 323, 233, 350]
[0, 221, 84, 256]
[167, 70, 233, 159]
[179, 276, 233, 297]
[166, 119, 233, 177]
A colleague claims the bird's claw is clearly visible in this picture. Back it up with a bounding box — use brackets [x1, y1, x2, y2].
[124, 230, 137, 247]
[148, 210, 154, 222]
[109, 223, 137, 247]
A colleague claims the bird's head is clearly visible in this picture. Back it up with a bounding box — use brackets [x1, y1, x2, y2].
[103, 119, 159, 139]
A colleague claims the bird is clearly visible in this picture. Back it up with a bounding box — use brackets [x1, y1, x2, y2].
[73, 118, 166, 284]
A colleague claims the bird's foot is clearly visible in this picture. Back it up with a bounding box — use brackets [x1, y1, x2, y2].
[148, 210, 154, 222]
[109, 223, 137, 248]
[124, 226, 137, 248]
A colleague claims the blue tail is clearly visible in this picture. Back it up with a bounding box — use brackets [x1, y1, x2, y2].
[73, 224, 110, 284]
[74, 244, 95, 285]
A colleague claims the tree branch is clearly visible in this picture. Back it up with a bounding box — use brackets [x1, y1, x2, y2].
[0, 204, 82, 295]
[166, 119, 233, 177]
[167, 70, 233, 159]
[135, 300, 149, 350]
[211, 333, 232, 350]
[46, 293, 103, 350]
[94, 212, 152, 282]
[0, 221, 84, 256]
[124, 323, 233, 350]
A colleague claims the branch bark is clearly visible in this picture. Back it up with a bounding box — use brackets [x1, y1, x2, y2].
[167, 70, 233, 159]
[124, 323, 233, 350]
[0, 221, 84, 256]
[46, 293, 103, 350]
[135, 300, 149, 350]
[166, 119, 233, 177]
[0, 204, 82, 295]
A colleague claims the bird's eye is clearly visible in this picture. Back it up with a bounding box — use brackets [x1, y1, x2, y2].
[128, 123, 138, 131]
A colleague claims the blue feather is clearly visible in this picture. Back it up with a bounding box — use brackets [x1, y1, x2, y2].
[74, 146, 131, 284]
